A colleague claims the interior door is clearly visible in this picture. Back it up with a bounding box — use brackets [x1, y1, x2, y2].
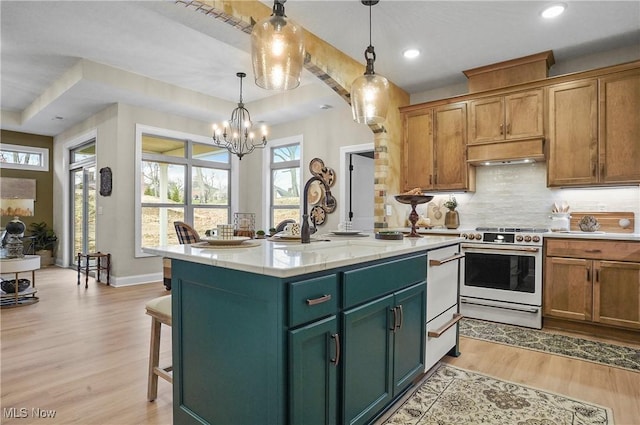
[347, 152, 374, 231]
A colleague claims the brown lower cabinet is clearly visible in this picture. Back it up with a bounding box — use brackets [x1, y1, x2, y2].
[544, 238, 640, 334]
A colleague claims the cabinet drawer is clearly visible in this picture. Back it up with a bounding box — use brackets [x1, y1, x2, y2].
[289, 274, 338, 327]
[343, 254, 427, 308]
[546, 239, 640, 262]
[427, 245, 462, 321]
[425, 305, 460, 372]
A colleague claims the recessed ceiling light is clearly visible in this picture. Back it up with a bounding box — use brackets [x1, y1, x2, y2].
[403, 48, 420, 59]
[541, 3, 566, 19]
[319, 104, 333, 110]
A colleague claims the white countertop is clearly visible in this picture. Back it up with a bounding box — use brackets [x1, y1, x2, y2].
[543, 231, 640, 242]
[143, 234, 464, 278]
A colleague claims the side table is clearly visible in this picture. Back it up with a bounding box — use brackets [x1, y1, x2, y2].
[0, 255, 41, 308]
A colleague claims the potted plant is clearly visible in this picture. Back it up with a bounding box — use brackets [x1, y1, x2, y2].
[255, 230, 266, 239]
[443, 195, 460, 229]
[28, 221, 57, 266]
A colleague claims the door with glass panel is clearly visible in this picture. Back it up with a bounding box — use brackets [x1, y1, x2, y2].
[69, 143, 97, 258]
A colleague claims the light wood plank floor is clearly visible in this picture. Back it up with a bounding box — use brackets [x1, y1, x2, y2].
[2, 267, 638, 424]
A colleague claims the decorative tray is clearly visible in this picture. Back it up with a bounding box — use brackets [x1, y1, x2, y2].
[394, 194, 434, 204]
[192, 241, 261, 249]
[375, 231, 404, 240]
[330, 230, 364, 236]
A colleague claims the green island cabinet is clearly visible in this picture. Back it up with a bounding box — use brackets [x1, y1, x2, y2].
[170, 251, 437, 425]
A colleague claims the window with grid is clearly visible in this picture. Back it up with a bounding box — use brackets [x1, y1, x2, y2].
[139, 134, 231, 250]
[0, 143, 49, 171]
[269, 143, 300, 228]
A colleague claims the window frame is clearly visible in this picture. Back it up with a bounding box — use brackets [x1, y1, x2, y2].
[0, 143, 49, 172]
[135, 124, 238, 257]
[263, 135, 303, 230]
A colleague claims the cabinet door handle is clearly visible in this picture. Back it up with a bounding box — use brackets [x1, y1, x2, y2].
[428, 313, 463, 338]
[584, 249, 601, 253]
[429, 174, 432, 185]
[330, 333, 340, 366]
[429, 253, 465, 266]
[499, 123, 504, 135]
[506, 123, 511, 135]
[591, 161, 596, 177]
[306, 294, 332, 306]
[390, 307, 398, 332]
[397, 305, 403, 331]
[595, 269, 600, 282]
[586, 267, 591, 281]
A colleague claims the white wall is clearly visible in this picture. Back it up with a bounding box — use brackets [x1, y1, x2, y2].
[241, 99, 373, 232]
[411, 44, 640, 104]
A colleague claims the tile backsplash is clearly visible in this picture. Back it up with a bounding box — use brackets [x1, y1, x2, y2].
[410, 162, 640, 232]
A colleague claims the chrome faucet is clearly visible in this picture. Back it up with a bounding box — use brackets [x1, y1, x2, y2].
[301, 175, 335, 244]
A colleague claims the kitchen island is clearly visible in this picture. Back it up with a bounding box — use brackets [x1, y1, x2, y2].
[143, 235, 463, 425]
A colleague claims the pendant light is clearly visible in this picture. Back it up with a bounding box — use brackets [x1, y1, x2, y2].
[251, 0, 305, 91]
[212, 72, 267, 160]
[351, 0, 389, 125]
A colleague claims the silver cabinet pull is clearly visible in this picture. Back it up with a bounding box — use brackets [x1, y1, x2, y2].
[306, 294, 332, 306]
[330, 333, 340, 366]
[397, 305, 403, 331]
[429, 253, 465, 266]
[390, 307, 398, 332]
[428, 313, 463, 338]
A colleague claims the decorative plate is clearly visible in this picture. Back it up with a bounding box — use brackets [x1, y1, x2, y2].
[319, 166, 336, 187]
[200, 236, 251, 245]
[309, 158, 325, 176]
[307, 180, 324, 205]
[272, 232, 301, 240]
[330, 230, 363, 236]
[310, 205, 326, 225]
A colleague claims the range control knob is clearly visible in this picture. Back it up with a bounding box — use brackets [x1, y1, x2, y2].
[515, 235, 524, 242]
[474, 233, 482, 241]
[461, 233, 468, 240]
[524, 235, 532, 242]
[532, 235, 541, 243]
[467, 233, 475, 240]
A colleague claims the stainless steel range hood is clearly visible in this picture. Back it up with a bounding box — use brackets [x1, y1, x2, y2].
[467, 138, 546, 166]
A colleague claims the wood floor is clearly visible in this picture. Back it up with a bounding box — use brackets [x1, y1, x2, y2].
[2, 267, 638, 424]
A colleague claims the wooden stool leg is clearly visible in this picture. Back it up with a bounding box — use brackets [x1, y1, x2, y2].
[77, 253, 81, 286]
[85, 255, 89, 289]
[107, 253, 111, 285]
[147, 317, 162, 401]
[96, 255, 101, 283]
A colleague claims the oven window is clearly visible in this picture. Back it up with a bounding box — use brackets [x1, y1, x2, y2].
[465, 253, 536, 293]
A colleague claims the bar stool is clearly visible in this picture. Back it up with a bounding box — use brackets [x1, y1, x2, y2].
[77, 252, 111, 289]
[146, 295, 172, 401]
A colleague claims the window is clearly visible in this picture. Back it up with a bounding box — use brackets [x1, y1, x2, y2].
[137, 128, 231, 254]
[269, 142, 301, 228]
[0, 143, 49, 171]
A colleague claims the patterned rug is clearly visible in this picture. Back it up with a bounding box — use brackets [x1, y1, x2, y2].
[382, 364, 614, 425]
[459, 318, 640, 372]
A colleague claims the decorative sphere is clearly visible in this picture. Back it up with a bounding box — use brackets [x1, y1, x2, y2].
[5, 216, 25, 236]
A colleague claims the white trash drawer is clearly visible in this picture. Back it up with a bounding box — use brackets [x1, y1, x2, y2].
[427, 244, 462, 321]
[425, 306, 461, 372]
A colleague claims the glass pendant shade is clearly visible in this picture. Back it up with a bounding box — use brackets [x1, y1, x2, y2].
[351, 73, 389, 125]
[351, 0, 389, 125]
[251, 1, 304, 91]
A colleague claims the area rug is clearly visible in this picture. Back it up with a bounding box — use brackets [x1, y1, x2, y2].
[382, 364, 614, 425]
[459, 318, 640, 372]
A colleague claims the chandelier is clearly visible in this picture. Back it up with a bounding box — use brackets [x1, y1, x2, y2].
[251, 0, 305, 90]
[212, 72, 267, 160]
[350, 0, 389, 125]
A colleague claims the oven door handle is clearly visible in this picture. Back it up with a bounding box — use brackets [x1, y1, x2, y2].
[429, 253, 465, 266]
[460, 297, 540, 314]
[461, 243, 539, 253]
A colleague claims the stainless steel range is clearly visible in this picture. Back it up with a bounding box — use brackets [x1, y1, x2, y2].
[459, 227, 548, 329]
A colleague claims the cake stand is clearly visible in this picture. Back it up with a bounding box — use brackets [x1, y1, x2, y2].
[394, 195, 434, 237]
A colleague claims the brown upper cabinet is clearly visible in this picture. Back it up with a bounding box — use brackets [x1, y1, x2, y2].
[468, 89, 543, 144]
[547, 68, 640, 187]
[401, 102, 474, 192]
